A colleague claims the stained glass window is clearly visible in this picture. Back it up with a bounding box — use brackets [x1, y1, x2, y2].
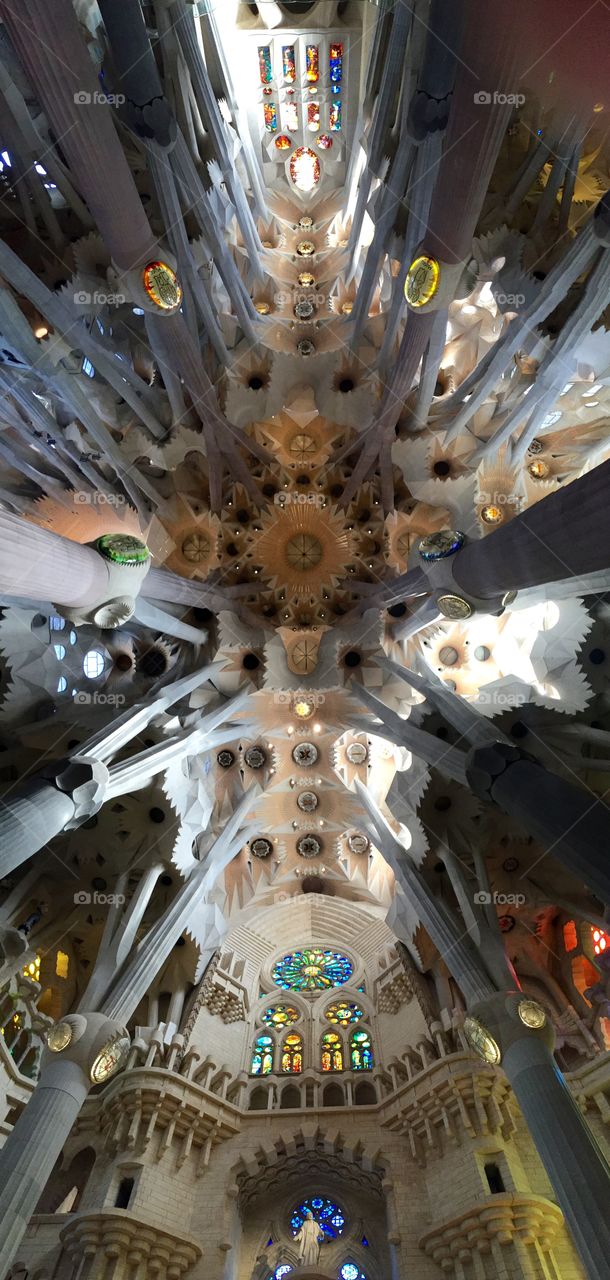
[322, 1031, 344, 1072]
[306, 45, 319, 83]
[291, 1198, 345, 1239]
[325, 1002, 364, 1027]
[264, 102, 278, 132]
[340, 1265, 366, 1280]
[261, 1005, 299, 1029]
[282, 46, 296, 82]
[330, 99, 342, 131]
[307, 102, 320, 132]
[350, 1029, 373, 1071]
[330, 42, 343, 86]
[281, 1033, 303, 1073]
[258, 46, 273, 85]
[593, 926, 610, 955]
[272, 948, 352, 991]
[251, 1034, 274, 1075]
[289, 148, 321, 192]
[283, 101, 299, 133]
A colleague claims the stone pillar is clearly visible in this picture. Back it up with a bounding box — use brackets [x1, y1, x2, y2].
[382, 1179, 402, 1280]
[452, 459, 610, 600]
[467, 993, 610, 1280]
[0, 1012, 128, 1279]
[0, 513, 110, 609]
[0, 759, 109, 880]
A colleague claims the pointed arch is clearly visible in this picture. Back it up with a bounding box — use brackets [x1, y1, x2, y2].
[280, 1033, 303, 1073]
[251, 1033, 274, 1075]
[321, 1029, 344, 1071]
[350, 1028, 373, 1071]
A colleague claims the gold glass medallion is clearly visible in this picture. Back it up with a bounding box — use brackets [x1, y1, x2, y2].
[518, 998, 546, 1029]
[142, 260, 182, 310]
[405, 254, 440, 307]
[463, 1016, 501, 1065]
[437, 593, 473, 620]
[47, 1021, 73, 1053]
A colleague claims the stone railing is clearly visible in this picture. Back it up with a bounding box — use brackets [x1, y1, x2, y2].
[75, 1062, 242, 1172]
[0, 974, 53, 1145]
[60, 1210, 201, 1280]
[418, 1193, 565, 1277]
[0, 973, 52, 1080]
[566, 1050, 610, 1118]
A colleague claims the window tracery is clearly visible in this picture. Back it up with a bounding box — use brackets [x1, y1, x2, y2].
[251, 1034, 274, 1075]
[350, 1029, 373, 1071]
[281, 1033, 303, 1073]
[291, 1196, 345, 1239]
[272, 948, 353, 991]
[321, 1030, 343, 1071]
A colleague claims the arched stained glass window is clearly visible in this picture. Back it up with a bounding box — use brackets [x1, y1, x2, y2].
[325, 1001, 364, 1026]
[261, 1004, 299, 1029]
[291, 1197, 345, 1239]
[251, 1034, 274, 1076]
[350, 1029, 373, 1071]
[321, 1031, 343, 1072]
[272, 949, 352, 991]
[281, 1033, 303, 1073]
[270, 1267, 292, 1280]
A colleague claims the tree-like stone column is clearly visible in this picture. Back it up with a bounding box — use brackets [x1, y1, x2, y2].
[0, 513, 111, 609]
[452, 459, 610, 600]
[0, 1013, 127, 1278]
[468, 993, 610, 1280]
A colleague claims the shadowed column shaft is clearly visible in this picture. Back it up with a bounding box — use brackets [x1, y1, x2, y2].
[502, 1038, 610, 1280]
[0, 513, 110, 608]
[454, 460, 610, 598]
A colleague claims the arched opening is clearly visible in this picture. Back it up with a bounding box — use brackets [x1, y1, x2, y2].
[249, 1086, 269, 1111]
[485, 1161, 506, 1194]
[35, 1147, 96, 1214]
[114, 1177, 135, 1209]
[323, 1081, 344, 1107]
[354, 1080, 376, 1105]
[280, 1084, 301, 1109]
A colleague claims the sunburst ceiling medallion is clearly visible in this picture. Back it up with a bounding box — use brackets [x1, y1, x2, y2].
[255, 502, 353, 599]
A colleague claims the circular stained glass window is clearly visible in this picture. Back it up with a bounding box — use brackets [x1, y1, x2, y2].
[261, 1005, 299, 1030]
[340, 1265, 366, 1280]
[325, 1001, 364, 1026]
[272, 948, 353, 991]
[290, 1197, 345, 1239]
[290, 147, 321, 192]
